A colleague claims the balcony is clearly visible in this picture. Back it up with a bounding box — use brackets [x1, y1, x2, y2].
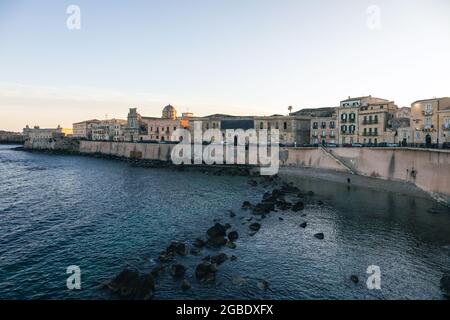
[362, 132, 379, 137]
[348, 118, 356, 123]
[443, 124, 450, 131]
[422, 110, 433, 116]
[341, 131, 355, 135]
[362, 120, 379, 125]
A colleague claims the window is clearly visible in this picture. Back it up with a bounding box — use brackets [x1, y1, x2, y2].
[313, 122, 318, 129]
[330, 121, 335, 129]
[374, 115, 378, 122]
[425, 103, 432, 113]
[425, 117, 432, 127]
[275, 122, 279, 130]
[321, 122, 326, 129]
[283, 122, 287, 130]
[374, 128, 378, 136]
[330, 130, 335, 137]
[260, 122, 264, 129]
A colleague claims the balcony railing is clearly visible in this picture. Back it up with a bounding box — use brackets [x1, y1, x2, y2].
[422, 110, 433, 116]
[362, 132, 379, 136]
[362, 120, 379, 125]
[341, 131, 355, 135]
[443, 124, 450, 131]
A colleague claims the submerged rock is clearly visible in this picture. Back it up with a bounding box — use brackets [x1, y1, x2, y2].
[252, 202, 275, 215]
[193, 238, 206, 248]
[211, 253, 228, 265]
[257, 280, 270, 291]
[350, 275, 359, 284]
[226, 241, 237, 249]
[242, 201, 253, 210]
[181, 279, 191, 290]
[170, 264, 186, 278]
[150, 265, 165, 278]
[195, 261, 218, 281]
[249, 222, 261, 232]
[229, 210, 236, 218]
[292, 201, 305, 212]
[314, 233, 324, 240]
[107, 269, 155, 300]
[228, 231, 239, 241]
[299, 222, 307, 228]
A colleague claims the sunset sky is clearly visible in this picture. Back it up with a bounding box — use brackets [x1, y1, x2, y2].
[1, 0, 449, 131]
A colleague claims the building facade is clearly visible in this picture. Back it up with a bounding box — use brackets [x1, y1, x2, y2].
[411, 97, 450, 146]
[359, 101, 397, 145]
[72, 119, 100, 139]
[91, 119, 127, 141]
[337, 96, 390, 145]
[23, 125, 72, 142]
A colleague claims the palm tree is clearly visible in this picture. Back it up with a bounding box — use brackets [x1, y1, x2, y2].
[288, 105, 293, 115]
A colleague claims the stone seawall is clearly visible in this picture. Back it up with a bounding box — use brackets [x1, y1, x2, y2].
[26, 140, 450, 204]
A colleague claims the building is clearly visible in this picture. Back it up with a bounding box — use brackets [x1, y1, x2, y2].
[303, 108, 338, 145]
[0, 131, 23, 143]
[23, 125, 72, 142]
[124, 105, 189, 142]
[337, 96, 390, 145]
[389, 107, 412, 146]
[411, 97, 450, 146]
[72, 119, 100, 139]
[359, 100, 397, 145]
[91, 119, 127, 141]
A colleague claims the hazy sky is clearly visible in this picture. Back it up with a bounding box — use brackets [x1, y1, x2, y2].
[1, 0, 449, 131]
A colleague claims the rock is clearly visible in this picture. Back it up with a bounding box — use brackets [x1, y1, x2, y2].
[230, 255, 238, 261]
[207, 223, 227, 239]
[158, 251, 174, 262]
[170, 264, 186, 278]
[300, 222, 307, 228]
[226, 241, 237, 249]
[307, 191, 315, 196]
[195, 261, 218, 281]
[257, 280, 270, 291]
[249, 222, 261, 232]
[175, 242, 188, 256]
[229, 210, 236, 218]
[246, 217, 253, 222]
[108, 269, 155, 300]
[207, 236, 227, 247]
[441, 274, 450, 296]
[193, 238, 206, 248]
[314, 232, 324, 240]
[292, 201, 305, 212]
[202, 255, 211, 262]
[228, 231, 239, 241]
[181, 279, 191, 290]
[276, 201, 292, 211]
[190, 247, 200, 255]
[248, 179, 258, 187]
[242, 201, 253, 210]
[211, 253, 228, 265]
[350, 275, 359, 284]
[317, 200, 324, 205]
[279, 217, 284, 221]
[232, 275, 247, 286]
[224, 223, 232, 230]
[107, 269, 140, 297]
[150, 265, 165, 278]
[252, 202, 275, 215]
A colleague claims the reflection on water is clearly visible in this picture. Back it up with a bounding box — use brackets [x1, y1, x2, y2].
[0, 144, 449, 299]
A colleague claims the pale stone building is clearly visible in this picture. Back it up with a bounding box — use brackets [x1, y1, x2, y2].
[337, 96, 390, 145]
[91, 119, 127, 141]
[23, 125, 72, 142]
[72, 119, 100, 139]
[359, 101, 397, 145]
[411, 97, 450, 146]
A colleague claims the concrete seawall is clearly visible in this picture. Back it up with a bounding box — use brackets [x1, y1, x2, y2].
[25, 140, 450, 204]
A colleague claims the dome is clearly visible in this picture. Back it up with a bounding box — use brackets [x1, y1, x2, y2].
[162, 104, 177, 119]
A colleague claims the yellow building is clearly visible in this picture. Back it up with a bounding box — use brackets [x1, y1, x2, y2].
[359, 101, 397, 145]
[411, 97, 450, 146]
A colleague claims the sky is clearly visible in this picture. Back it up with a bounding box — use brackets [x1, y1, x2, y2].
[0, 0, 449, 131]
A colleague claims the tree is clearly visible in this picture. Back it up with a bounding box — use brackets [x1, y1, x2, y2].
[288, 106, 293, 115]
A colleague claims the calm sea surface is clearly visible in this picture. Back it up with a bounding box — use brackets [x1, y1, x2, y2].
[0, 144, 449, 299]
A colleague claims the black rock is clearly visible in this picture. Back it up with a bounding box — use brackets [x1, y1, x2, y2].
[211, 253, 228, 265]
[193, 238, 206, 248]
[314, 233, 324, 240]
[249, 222, 261, 232]
[229, 210, 236, 218]
[170, 264, 186, 278]
[253, 202, 275, 215]
[281, 183, 300, 194]
[181, 279, 191, 290]
[158, 251, 174, 262]
[195, 261, 218, 280]
[300, 222, 307, 228]
[190, 247, 200, 255]
[207, 223, 227, 238]
[350, 275, 359, 284]
[292, 201, 305, 212]
[242, 201, 253, 210]
[230, 255, 238, 261]
[150, 265, 165, 278]
[224, 223, 232, 230]
[207, 236, 227, 247]
[317, 200, 324, 205]
[175, 242, 188, 256]
[276, 200, 292, 211]
[307, 191, 315, 196]
[228, 231, 239, 241]
[279, 217, 284, 221]
[108, 269, 155, 300]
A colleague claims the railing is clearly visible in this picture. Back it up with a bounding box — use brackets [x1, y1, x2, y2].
[362, 120, 379, 125]
[362, 132, 379, 136]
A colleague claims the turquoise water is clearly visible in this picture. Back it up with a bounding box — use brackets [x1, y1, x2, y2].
[0, 144, 449, 299]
